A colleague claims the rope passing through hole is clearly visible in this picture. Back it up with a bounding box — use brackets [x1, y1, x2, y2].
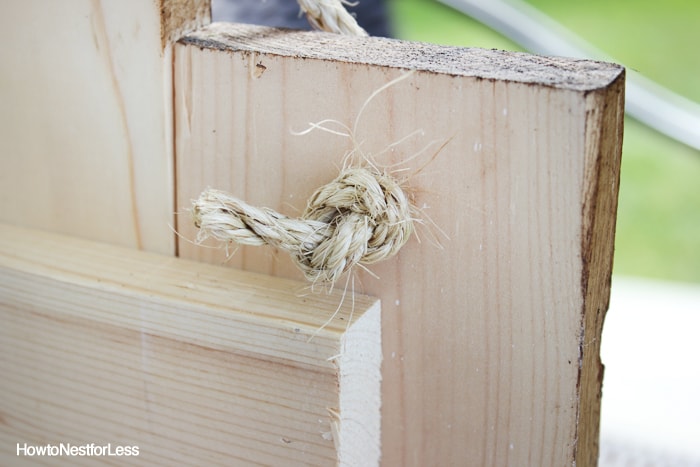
[192, 166, 414, 285]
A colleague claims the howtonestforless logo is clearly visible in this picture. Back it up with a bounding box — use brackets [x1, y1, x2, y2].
[17, 443, 139, 457]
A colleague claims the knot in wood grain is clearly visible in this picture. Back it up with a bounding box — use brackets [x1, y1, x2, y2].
[192, 167, 413, 284]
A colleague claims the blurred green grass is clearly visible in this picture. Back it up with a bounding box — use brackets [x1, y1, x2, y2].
[389, 0, 700, 283]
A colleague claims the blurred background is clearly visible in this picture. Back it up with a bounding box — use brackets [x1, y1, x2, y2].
[215, 0, 700, 464]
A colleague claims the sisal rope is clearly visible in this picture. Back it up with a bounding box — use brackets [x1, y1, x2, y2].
[297, 0, 368, 36]
[192, 166, 414, 285]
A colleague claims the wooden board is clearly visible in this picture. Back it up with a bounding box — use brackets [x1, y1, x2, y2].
[173, 23, 624, 466]
[0, 0, 209, 254]
[0, 222, 381, 466]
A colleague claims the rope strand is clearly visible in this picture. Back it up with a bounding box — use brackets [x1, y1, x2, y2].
[297, 0, 368, 36]
[192, 166, 414, 285]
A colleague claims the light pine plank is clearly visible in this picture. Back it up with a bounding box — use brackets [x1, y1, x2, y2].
[0, 0, 209, 254]
[0, 223, 381, 466]
[174, 23, 624, 466]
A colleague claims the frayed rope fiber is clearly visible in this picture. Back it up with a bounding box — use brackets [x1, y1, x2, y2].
[297, 0, 368, 36]
[192, 166, 414, 285]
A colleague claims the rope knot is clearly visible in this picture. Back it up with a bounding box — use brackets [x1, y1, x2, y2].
[192, 166, 414, 284]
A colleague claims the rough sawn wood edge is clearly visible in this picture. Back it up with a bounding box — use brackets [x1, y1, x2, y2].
[180, 22, 624, 91]
[575, 71, 625, 466]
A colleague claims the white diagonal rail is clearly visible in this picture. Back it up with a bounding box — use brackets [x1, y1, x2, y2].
[438, 0, 700, 152]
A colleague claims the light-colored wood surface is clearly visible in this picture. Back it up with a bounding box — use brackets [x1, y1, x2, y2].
[174, 23, 624, 466]
[0, 222, 381, 466]
[0, 0, 208, 254]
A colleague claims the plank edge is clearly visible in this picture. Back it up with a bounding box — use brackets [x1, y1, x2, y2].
[338, 300, 382, 466]
[181, 22, 624, 92]
[575, 69, 626, 466]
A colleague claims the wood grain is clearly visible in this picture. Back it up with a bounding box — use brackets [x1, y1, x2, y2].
[0, 222, 381, 466]
[0, 0, 209, 254]
[174, 23, 624, 466]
